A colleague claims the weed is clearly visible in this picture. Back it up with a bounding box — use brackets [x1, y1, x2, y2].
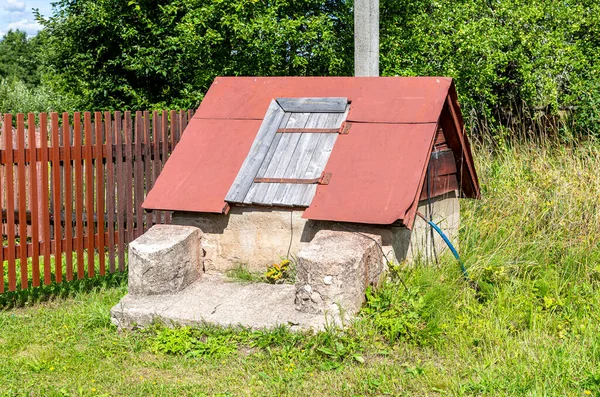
[265, 259, 293, 284]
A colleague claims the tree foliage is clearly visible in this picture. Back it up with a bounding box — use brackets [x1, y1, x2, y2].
[6, 0, 598, 137]
[38, 0, 352, 110]
[0, 29, 45, 87]
[380, 0, 600, 135]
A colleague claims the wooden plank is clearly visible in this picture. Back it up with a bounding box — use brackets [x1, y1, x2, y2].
[276, 97, 348, 113]
[16, 114, 28, 288]
[2, 114, 14, 291]
[277, 128, 340, 134]
[434, 126, 446, 146]
[134, 111, 144, 238]
[114, 112, 126, 271]
[0, 116, 3, 292]
[39, 113, 51, 285]
[124, 112, 134, 241]
[84, 112, 95, 277]
[27, 113, 40, 287]
[73, 112, 85, 279]
[62, 113, 74, 281]
[225, 100, 285, 203]
[95, 112, 106, 275]
[151, 111, 162, 225]
[273, 112, 333, 206]
[169, 110, 176, 154]
[179, 109, 187, 139]
[160, 111, 170, 224]
[50, 113, 63, 283]
[297, 112, 346, 206]
[242, 113, 290, 204]
[429, 149, 457, 176]
[247, 111, 307, 205]
[105, 111, 116, 273]
[143, 110, 152, 232]
[420, 174, 459, 200]
[29, 114, 40, 287]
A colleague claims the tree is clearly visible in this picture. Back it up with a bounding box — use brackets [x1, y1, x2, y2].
[38, 0, 353, 110]
[0, 29, 45, 86]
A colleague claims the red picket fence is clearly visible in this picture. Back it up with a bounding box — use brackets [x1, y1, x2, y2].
[0, 109, 194, 293]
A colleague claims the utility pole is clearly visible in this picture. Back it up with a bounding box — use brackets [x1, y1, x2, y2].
[354, 0, 379, 77]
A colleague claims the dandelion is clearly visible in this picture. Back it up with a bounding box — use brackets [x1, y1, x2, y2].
[91, 388, 97, 392]
[584, 391, 591, 396]
[49, 367, 55, 371]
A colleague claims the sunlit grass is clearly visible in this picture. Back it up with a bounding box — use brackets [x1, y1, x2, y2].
[2, 137, 600, 395]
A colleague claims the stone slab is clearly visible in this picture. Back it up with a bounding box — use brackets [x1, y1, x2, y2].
[111, 273, 343, 331]
[128, 225, 203, 296]
[295, 230, 384, 315]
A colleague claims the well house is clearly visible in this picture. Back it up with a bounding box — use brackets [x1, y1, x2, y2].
[111, 76, 480, 329]
[143, 76, 480, 271]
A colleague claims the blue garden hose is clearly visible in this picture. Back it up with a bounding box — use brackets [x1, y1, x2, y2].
[416, 211, 470, 279]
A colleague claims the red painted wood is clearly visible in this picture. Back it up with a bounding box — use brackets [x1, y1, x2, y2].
[73, 113, 84, 279]
[114, 112, 126, 271]
[62, 113, 74, 281]
[420, 174, 459, 200]
[28, 113, 40, 287]
[105, 112, 115, 272]
[143, 110, 152, 232]
[50, 113, 63, 283]
[94, 112, 105, 276]
[124, 112, 134, 243]
[39, 113, 51, 285]
[84, 112, 95, 277]
[151, 111, 162, 224]
[160, 111, 170, 224]
[0, 115, 11, 291]
[134, 111, 143, 237]
[16, 114, 28, 288]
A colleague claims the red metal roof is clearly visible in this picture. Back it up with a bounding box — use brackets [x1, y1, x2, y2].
[143, 77, 479, 228]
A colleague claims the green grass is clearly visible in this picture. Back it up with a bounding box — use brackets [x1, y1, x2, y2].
[2, 139, 600, 396]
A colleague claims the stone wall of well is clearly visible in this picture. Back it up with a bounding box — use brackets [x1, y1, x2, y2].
[172, 191, 459, 272]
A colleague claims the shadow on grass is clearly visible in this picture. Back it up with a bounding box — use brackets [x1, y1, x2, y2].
[1, 270, 128, 310]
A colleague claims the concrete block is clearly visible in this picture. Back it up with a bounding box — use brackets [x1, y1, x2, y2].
[295, 230, 384, 315]
[128, 225, 203, 296]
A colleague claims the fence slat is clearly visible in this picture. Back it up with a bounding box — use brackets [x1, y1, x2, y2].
[84, 112, 95, 277]
[40, 113, 51, 285]
[73, 113, 84, 279]
[124, 111, 134, 243]
[114, 112, 125, 271]
[143, 110, 152, 232]
[16, 114, 28, 288]
[161, 110, 170, 224]
[28, 113, 40, 287]
[152, 111, 162, 224]
[1, 115, 11, 292]
[94, 112, 106, 276]
[62, 113, 74, 281]
[105, 112, 116, 273]
[134, 111, 143, 238]
[50, 113, 63, 283]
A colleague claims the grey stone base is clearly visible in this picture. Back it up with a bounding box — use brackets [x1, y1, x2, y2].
[111, 273, 345, 331]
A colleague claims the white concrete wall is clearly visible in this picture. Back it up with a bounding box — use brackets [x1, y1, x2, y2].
[172, 191, 459, 272]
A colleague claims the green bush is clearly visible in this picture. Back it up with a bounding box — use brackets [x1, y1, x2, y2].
[380, 0, 600, 137]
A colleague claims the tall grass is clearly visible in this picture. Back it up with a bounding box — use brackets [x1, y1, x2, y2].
[2, 119, 600, 395]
